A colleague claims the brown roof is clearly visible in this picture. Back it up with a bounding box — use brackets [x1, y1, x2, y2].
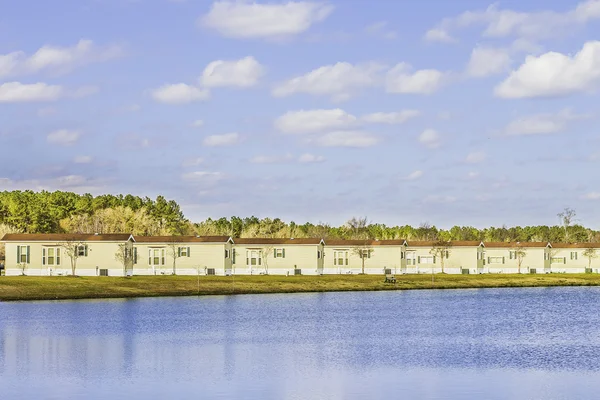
[135, 236, 231, 243]
[1, 233, 132, 242]
[484, 241, 550, 248]
[550, 243, 600, 249]
[407, 240, 483, 247]
[234, 238, 323, 245]
[324, 239, 406, 246]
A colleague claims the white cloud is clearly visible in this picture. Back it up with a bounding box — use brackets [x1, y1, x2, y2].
[298, 153, 325, 163]
[495, 41, 600, 98]
[275, 108, 357, 134]
[313, 131, 379, 148]
[182, 171, 224, 183]
[362, 110, 420, 124]
[468, 171, 480, 179]
[0, 82, 63, 103]
[151, 83, 210, 104]
[582, 192, 600, 200]
[203, 132, 239, 146]
[73, 155, 93, 164]
[418, 129, 441, 148]
[183, 157, 204, 167]
[47, 129, 81, 146]
[467, 47, 511, 77]
[249, 154, 294, 164]
[465, 151, 486, 163]
[365, 21, 397, 39]
[200, 56, 264, 88]
[504, 109, 581, 135]
[386, 63, 446, 94]
[404, 170, 423, 180]
[426, 1, 600, 43]
[191, 119, 204, 128]
[272, 62, 384, 101]
[424, 28, 457, 43]
[199, 1, 333, 39]
[0, 39, 122, 78]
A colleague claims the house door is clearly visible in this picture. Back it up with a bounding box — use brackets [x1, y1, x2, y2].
[247, 250, 261, 274]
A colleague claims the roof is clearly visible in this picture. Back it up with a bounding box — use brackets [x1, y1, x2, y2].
[324, 239, 406, 246]
[549, 243, 600, 249]
[135, 236, 231, 243]
[484, 241, 550, 248]
[234, 238, 324, 245]
[1, 233, 133, 242]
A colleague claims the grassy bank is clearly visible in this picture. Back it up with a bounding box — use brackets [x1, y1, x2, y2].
[2, 274, 600, 301]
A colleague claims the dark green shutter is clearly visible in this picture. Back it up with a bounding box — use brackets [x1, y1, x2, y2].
[17, 246, 21, 263]
[42, 248, 46, 265]
[26, 246, 30, 263]
[433, 256, 436, 264]
[274, 249, 277, 258]
[502, 257, 505, 264]
[282, 248, 285, 258]
[232, 250, 236, 264]
[84, 245, 88, 256]
[178, 247, 181, 257]
[187, 247, 190, 257]
[418, 256, 421, 264]
[564, 257, 566, 264]
[134, 248, 138, 264]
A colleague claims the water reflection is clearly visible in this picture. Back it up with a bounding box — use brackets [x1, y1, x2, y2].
[2, 287, 600, 399]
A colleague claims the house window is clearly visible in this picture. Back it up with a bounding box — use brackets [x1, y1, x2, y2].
[42, 247, 61, 266]
[420, 255, 434, 264]
[149, 248, 166, 266]
[17, 245, 30, 264]
[333, 250, 348, 266]
[551, 257, 565, 264]
[570, 252, 578, 260]
[406, 251, 416, 266]
[509, 251, 516, 259]
[360, 249, 371, 259]
[225, 249, 230, 258]
[275, 248, 285, 258]
[77, 245, 87, 257]
[544, 253, 549, 260]
[488, 256, 503, 264]
[246, 250, 262, 266]
[180, 247, 188, 257]
[317, 250, 322, 259]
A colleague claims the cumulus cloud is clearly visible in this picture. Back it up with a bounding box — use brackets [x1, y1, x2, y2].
[150, 83, 210, 104]
[199, 1, 333, 39]
[467, 47, 512, 77]
[418, 129, 441, 148]
[386, 63, 446, 94]
[404, 170, 423, 180]
[495, 41, 600, 98]
[582, 192, 600, 200]
[0, 39, 123, 78]
[47, 129, 81, 146]
[312, 131, 379, 148]
[425, 1, 600, 43]
[275, 108, 357, 134]
[272, 62, 384, 101]
[465, 151, 486, 163]
[203, 132, 239, 146]
[362, 110, 420, 124]
[181, 171, 224, 183]
[504, 109, 582, 135]
[249, 154, 294, 164]
[200, 56, 264, 88]
[298, 153, 325, 163]
[0, 82, 63, 103]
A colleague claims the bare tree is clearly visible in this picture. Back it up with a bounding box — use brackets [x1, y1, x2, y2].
[429, 240, 452, 273]
[557, 207, 577, 243]
[346, 217, 369, 240]
[115, 243, 134, 276]
[351, 241, 373, 274]
[58, 237, 88, 276]
[583, 247, 598, 272]
[18, 262, 27, 276]
[166, 237, 183, 275]
[261, 245, 274, 274]
[511, 243, 528, 274]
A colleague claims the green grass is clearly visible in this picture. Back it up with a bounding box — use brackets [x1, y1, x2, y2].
[2, 274, 600, 301]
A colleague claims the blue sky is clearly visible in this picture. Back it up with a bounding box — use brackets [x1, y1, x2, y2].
[1, 0, 600, 228]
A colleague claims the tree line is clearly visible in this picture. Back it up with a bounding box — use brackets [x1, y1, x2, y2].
[0, 191, 598, 246]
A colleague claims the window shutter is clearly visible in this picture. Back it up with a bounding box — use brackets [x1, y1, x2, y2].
[433, 256, 436, 264]
[564, 257, 566, 264]
[502, 257, 505, 264]
[84, 245, 88, 256]
[418, 256, 421, 264]
[26, 246, 30, 264]
[134, 248, 138, 264]
[57, 248, 61, 265]
[345, 257, 348, 265]
[367, 250, 371, 259]
[334, 256, 337, 266]
[42, 248, 46, 265]
[187, 247, 190, 257]
[282, 248, 286, 258]
[232, 250, 236, 264]
[258, 257, 262, 266]
[178, 247, 181, 257]
[161, 249, 165, 265]
[274, 249, 277, 258]
[446, 251, 449, 259]
[148, 249, 152, 266]
[17, 246, 21, 263]
[487, 257, 491, 264]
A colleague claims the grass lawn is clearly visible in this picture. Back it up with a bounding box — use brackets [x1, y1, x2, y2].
[2, 273, 600, 301]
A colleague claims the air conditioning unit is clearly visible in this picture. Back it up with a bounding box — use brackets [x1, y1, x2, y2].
[99, 269, 108, 276]
[294, 269, 302, 275]
[384, 268, 392, 275]
[207, 268, 216, 276]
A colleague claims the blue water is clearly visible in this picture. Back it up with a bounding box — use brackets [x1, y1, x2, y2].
[2, 287, 600, 399]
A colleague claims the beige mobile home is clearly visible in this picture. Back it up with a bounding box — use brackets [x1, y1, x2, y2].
[404, 241, 483, 274]
[1, 233, 134, 276]
[232, 238, 324, 275]
[133, 236, 233, 276]
[546, 243, 600, 273]
[323, 240, 407, 275]
[482, 242, 551, 274]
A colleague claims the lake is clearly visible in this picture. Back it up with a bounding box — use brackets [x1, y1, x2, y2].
[2, 287, 600, 399]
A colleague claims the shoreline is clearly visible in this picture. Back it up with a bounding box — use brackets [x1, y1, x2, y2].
[2, 274, 600, 302]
